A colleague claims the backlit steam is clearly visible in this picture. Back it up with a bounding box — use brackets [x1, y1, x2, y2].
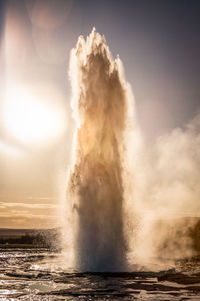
[62, 29, 200, 272]
[133, 113, 200, 264]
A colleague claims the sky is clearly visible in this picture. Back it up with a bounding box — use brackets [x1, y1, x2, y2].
[0, 0, 200, 228]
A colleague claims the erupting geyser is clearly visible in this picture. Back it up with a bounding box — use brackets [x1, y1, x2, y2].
[66, 28, 133, 271]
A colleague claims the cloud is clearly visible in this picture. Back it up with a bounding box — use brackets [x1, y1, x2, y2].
[0, 215, 58, 229]
[0, 201, 62, 209]
[0, 201, 62, 229]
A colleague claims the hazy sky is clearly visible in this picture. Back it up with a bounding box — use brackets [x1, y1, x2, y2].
[0, 0, 200, 228]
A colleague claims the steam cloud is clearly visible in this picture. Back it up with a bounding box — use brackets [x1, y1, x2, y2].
[132, 113, 200, 264]
[63, 29, 200, 271]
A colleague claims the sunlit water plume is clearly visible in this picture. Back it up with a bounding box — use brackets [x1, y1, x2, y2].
[61, 28, 139, 272]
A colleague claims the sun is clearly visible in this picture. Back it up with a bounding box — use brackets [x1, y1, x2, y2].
[4, 84, 66, 145]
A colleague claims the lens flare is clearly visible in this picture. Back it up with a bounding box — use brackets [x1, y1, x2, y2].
[4, 84, 66, 145]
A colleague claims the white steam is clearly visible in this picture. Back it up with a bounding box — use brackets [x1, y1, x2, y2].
[132, 113, 200, 265]
[62, 29, 200, 271]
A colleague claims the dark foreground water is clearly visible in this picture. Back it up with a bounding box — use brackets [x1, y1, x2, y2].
[0, 249, 200, 300]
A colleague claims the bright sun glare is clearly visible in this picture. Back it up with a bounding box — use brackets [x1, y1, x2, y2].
[4, 85, 66, 145]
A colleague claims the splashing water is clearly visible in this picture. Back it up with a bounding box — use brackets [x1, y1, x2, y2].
[65, 28, 134, 272]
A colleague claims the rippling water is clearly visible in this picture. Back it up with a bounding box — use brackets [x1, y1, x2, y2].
[0, 248, 200, 300]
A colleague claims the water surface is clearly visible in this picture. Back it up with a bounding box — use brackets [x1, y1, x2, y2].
[0, 248, 200, 300]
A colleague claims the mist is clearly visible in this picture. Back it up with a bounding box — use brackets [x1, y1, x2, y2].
[130, 112, 200, 266]
[61, 29, 200, 272]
